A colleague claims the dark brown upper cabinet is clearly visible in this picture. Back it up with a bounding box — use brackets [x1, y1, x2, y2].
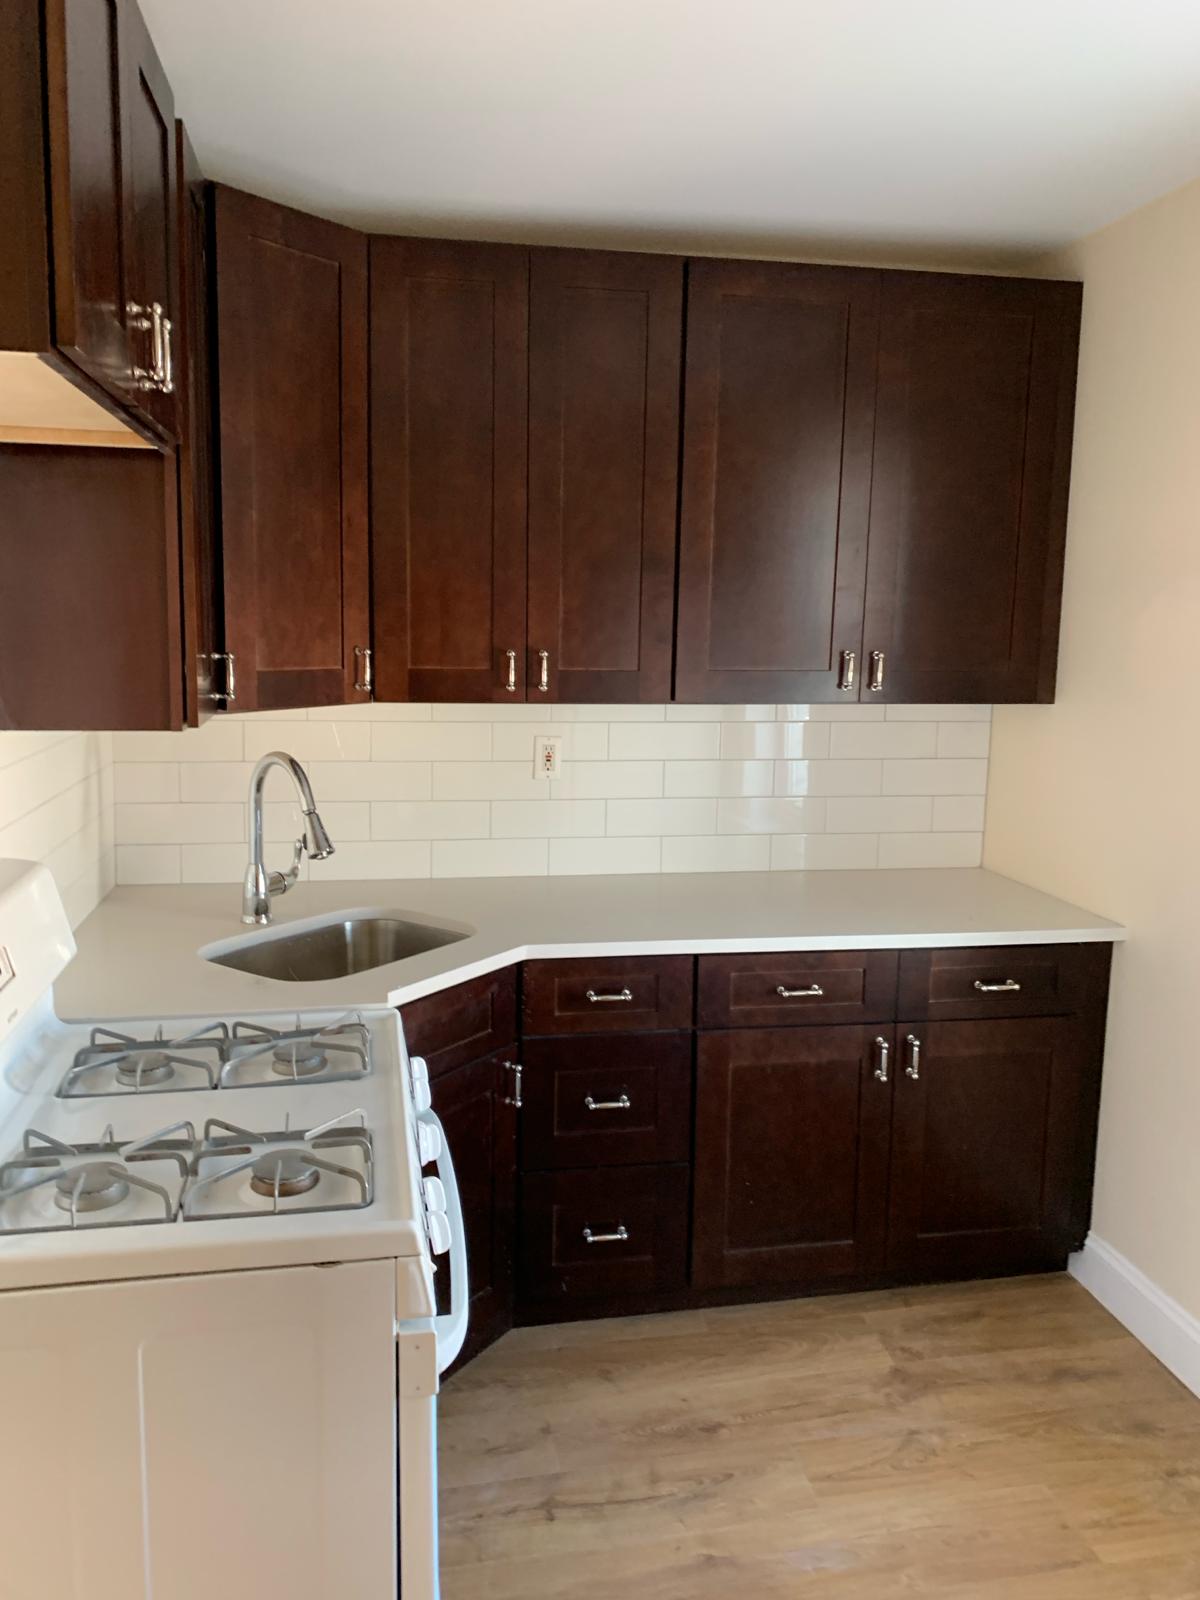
[527, 249, 682, 703]
[213, 186, 370, 712]
[371, 238, 529, 702]
[675, 260, 880, 703]
[1, 0, 178, 445]
[861, 272, 1081, 704]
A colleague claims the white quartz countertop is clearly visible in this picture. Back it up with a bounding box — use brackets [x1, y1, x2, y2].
[54, 868, 1125, 1022]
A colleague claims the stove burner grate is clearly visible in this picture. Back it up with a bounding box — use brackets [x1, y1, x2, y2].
[59, 1023, 227, 1098]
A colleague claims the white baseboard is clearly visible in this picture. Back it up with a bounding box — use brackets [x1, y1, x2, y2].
[1070, 1234, 1200, 1400]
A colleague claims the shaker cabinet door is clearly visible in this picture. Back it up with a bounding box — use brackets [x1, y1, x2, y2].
[675, 259, 879, 703]
[886, 1016, 1094, 1274]
[692, 1026, 893, 1289]
[214, 186, 370, 711]
[371, 238, 529, 702]
[527, 248, 682, 702]
[862, 272, 1081, 704]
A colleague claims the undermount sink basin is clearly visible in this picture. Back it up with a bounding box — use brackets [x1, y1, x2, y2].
[204, 914, 470, 982]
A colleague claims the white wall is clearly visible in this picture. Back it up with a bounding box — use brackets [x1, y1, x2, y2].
[984, 175, 1200, 1321]
[107, 700, 991, 883]
[0, 731, 114, 927]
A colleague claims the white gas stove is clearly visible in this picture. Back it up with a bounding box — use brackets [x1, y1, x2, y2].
[0, 860, 464, 1600]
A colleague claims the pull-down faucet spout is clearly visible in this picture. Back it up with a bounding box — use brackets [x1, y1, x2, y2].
[241, 751, 335, 925]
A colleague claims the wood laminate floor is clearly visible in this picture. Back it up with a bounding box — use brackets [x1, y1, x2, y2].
[438, 1275, 1200, 1598]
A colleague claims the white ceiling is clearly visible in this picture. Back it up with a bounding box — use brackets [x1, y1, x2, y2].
[142, 0, 1200, 266]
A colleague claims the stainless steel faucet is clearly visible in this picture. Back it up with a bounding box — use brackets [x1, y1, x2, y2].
[242, 752, 336, 925]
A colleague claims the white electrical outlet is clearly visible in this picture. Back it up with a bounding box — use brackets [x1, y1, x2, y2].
[534, 735, 562, 778]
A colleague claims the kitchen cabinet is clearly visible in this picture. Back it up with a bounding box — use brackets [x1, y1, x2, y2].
[675, 260, 879, 703]
[213, 186, 370, 712]
[886, 1016, 1098, 1274]
[371, 238, 529, 702]
[692, 1026, 892, 1289]
[1, 0, 178, 443]
[527, 248, 682, 702]
[430, 1050, 518, 1367]
[861, 272, 1081, 703]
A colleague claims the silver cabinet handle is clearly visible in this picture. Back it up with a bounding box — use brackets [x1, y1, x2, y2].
[205, 652, 236, 704]
[838, 649, 856, 692]
[585, 988, 633, 1003]
[874, 1036, 889, 1083]
[584, 1093, 631, 1112]
[354, 645, 373, 694]
[973, 978, 1022, 993]
[502, 1060, 523, 1109]
[905, 1034, 921, 1080]
[504, 648, 517, 693]
[776, 984, 824, 999]
[582, 1226, 628, 1245]
[537, 649, 550, 693]
[160, 311, 174, 395]
[869, 650, 886, 692]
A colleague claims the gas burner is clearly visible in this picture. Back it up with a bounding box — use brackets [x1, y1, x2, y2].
[220, 1014, 370, 1089]
[249, 1149, 321, 1197]
[0, 1125, 195, 1233]
[54, 1162, 130, 1213]
[59, 1023, 228, 1098]
[184, 1112, 373, 1220]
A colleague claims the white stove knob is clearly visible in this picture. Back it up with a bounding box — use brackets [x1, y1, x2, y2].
[409, 1054, 432, 1114]
[425, 1210, 452, 1255]
[416, 1118, 443, 1167]
[422, 1175, 447, 1216]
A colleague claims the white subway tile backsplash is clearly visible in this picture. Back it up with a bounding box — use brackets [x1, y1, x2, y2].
[549, 837, 662, 875]
[607, 798, 717, 836]
[661, 835, 771, 873]
[431, 838, 548, 877]
[878, 831, 983, 868]
[829, 721, 938, 760]
[491, 800, 606, 838]
[717, 797, 827, 834]
[88, 702, 991, 887]
[881, 759, 988, 796]
[371, 801, 489, 840]
[663, 760, 774, 798]
[826, 796, 933, 833]
[178, 843, 258, 884]
[770, 833, 880, 871]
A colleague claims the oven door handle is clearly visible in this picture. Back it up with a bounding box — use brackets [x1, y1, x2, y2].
[421, 1110, 468, 1373]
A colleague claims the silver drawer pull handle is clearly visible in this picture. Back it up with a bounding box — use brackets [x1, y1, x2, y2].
[504, 648, 517, 692]
[502, 1060, 523, 1109]
[874, 1036, 889, 1083]
[584, 1094, 631, 1112]
[582, 1226, 628, 1246]
[905, 1034, 921, 1080]
[585, 988, 633, 1003]
[838, 649, 856, 691]
[353, 644, 373, 694]
[538, 649, 550, 693]
[776, 984, 824, 998]
[973, 978, 1022, 993]
[869, 650, 886, 692]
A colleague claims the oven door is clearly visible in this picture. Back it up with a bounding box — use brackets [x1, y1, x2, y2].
[0, 1258, 400, 1600]
[397, 1108, 469, 1600]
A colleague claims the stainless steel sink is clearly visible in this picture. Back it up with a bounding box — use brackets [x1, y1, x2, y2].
[204, 915, 470, 982]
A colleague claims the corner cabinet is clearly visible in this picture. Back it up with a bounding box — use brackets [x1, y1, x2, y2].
[213, 187, 371, 712]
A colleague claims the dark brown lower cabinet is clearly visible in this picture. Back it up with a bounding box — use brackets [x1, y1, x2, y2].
[429, 1049, 517, 1367]
[692, 1026, 893, 1289]
[519, 1165, 689, 1304]
[885, 1017, 1096, 1276]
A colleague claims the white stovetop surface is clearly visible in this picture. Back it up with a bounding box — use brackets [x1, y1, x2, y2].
[55, 868, 1125, 1021]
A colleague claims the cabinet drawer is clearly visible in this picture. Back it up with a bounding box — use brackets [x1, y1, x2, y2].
[521, 1033, 692, 1169]
[898, 945, 1095, 1020]
[400, 967, 517, 1079]
[522, 956, 693, 1035]
[697, 950, 898, 1028]
[519, 1165, 688, 1301]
